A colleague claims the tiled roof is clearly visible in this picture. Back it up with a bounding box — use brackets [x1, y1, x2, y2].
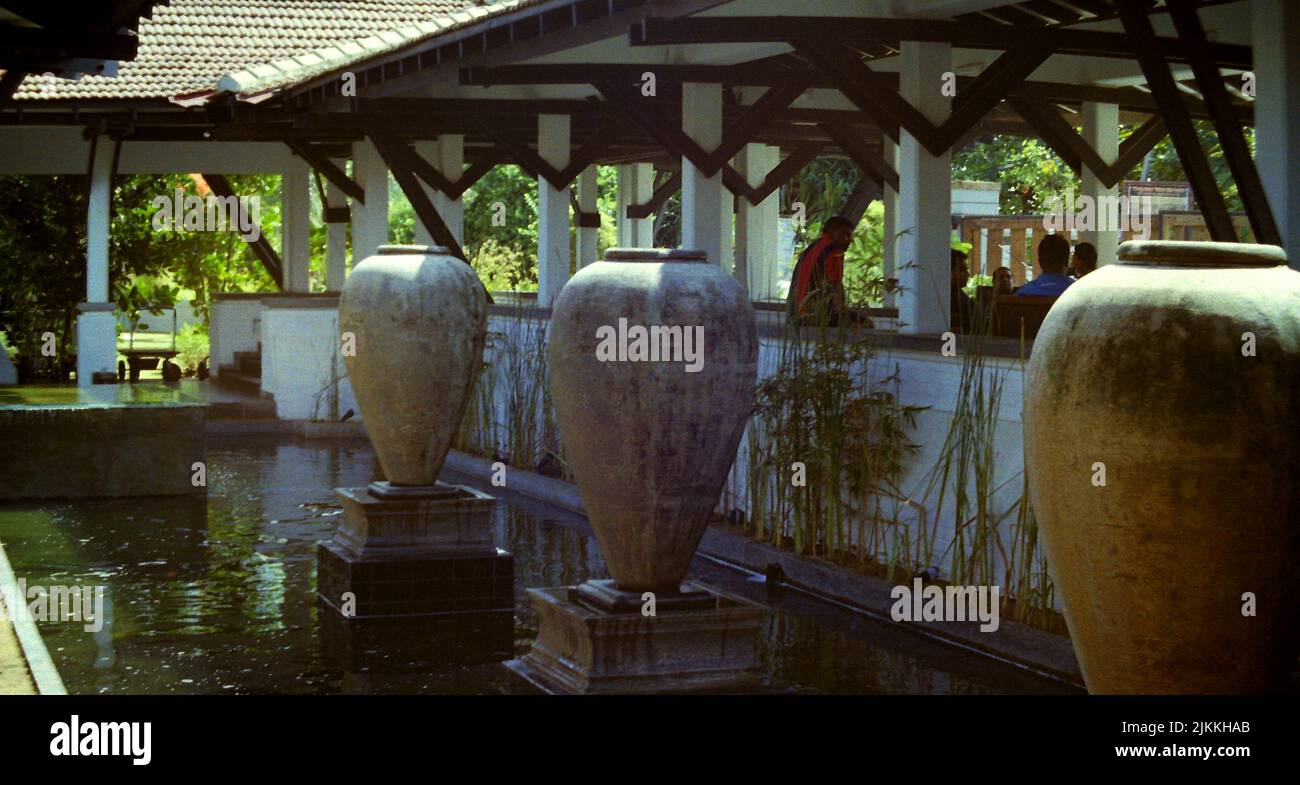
[14, 0, 499, 102]
[217, 0, 524, 98]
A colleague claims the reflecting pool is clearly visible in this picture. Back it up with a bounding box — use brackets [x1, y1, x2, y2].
[0, 434, 1079, 694]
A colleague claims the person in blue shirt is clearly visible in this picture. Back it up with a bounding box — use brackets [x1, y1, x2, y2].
[1017, 234, 1074, 296]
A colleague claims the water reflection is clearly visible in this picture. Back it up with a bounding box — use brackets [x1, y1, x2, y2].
[0, 434, 1077, 695]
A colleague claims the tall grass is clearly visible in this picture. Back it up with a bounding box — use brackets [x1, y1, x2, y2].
[454, 304, 570, 480]
[744, 322, 925, 571]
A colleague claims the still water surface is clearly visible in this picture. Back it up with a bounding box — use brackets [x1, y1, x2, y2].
[0, 435, 1077, 695]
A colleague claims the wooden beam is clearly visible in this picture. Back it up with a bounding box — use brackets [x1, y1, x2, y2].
[631, 15, 1253, 69]
[1109, 115, 1167, 181]
[285, 141, 364, 203]
[202, 173, 283, 290]
[626, 170, 679, 220]
[703, 72, 812, 173]
[1116, 3, 1236, 241]
[1167, 0, 1280, 245]
[940, 44, 1053, 150]
[723, 142, 825, 204]
[368, 130, 467, 260]
[1010, 96, 1107, 176]
[597, 79, 714, 172]
[820, 122, 899, 192]
[792, 39, 943, 153]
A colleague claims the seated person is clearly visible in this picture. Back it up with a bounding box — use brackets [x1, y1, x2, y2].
[1072, 241, 1098, 279]
[788, 216, 853, 326]
[1017, 234, 1074, 296]
[992, 266, 1014, 296]
[950, 249, 976, 332]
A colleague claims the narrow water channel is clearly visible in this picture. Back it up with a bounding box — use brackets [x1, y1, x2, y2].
[0, 434, 1078, 694]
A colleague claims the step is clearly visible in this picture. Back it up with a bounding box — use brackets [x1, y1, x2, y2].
[213, 367, 263, 398]
[207, 397, 277, 420]
[233, 350, 261, 378]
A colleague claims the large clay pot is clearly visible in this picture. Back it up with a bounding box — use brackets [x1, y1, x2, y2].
[1025, 240, 1299, 694]
[549, 248, 758, 592]
[339, 245, 486, 486]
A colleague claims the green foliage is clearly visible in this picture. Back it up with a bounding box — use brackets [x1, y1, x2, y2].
[952, 137, 1079, 215]
[115, 275, 179, 351]
[0, 172, 280, 373]
[174, 322, 210, 374]
[746, 330, 924, 570]
[472, 238, 536, 292]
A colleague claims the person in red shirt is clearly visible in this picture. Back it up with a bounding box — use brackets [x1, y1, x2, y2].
[788, 216, 853, 326]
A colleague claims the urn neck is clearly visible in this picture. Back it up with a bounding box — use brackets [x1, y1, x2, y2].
[602, 248, 708, 263]
[1118, 240, 1286, 268]
[377, 244, 451, 255]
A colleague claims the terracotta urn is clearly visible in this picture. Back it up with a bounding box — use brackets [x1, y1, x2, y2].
[1025, 240, 1299, 693]
[548, 248, 758, 592]
[338, 245, 486, 487]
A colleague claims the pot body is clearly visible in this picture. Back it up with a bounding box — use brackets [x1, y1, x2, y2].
[339, 245, 486, 486]
[549, 249, 758, 591]
[1025, 240, 1300, 693]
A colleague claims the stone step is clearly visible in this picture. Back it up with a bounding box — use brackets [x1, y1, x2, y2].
[233, 350, 261, 378]
[206, 397, 277, 420]
[213, 367, 263, 398]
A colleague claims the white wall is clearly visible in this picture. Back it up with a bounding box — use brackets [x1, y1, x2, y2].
[210, 298, 264, 371]
[475, 311, 1041, 600]
[260, 304, 358, 422]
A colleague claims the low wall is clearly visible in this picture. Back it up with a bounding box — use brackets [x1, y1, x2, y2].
[210, 294, 265, 370]
[476, 305, 1042, 606]
[260, 297, 358, 422]
[0, 403, 206, 499]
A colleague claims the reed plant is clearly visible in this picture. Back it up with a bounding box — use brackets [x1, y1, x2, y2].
[453, 303, 571, 481]
[745, 321, 924, 568]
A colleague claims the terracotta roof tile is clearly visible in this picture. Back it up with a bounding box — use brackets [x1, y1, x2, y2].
[14, 0, 500, 102]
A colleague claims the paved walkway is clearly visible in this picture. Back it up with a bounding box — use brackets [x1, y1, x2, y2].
[0, 594, 36, 695]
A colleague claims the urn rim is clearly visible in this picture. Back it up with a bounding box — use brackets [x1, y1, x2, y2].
[376, 244, 452, 256]
[1118, 240, 1286, 268]
[602, 247, 709, 263]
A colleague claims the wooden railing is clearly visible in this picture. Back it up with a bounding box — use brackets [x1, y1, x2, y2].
[958, 212, 1254, 283]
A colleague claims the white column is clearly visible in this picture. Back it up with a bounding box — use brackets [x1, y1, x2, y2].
[352, 139, 389, 263]
[281, 156, 311, 292]
[719, 185, 734, 275]
[325, 158, 348, 291]
[897, 42, 952, 335]
[616, 163, 655, 247]
[412, 140, 438, 248]
[882, 138, 899, 310]
[433, 135, 465, 247]
[681, 83, 723, 266]
[1253, 0, 1300, 266]
[630, 163, 654, 246]
[76, 137, 116, 385]
[576, 165, 599, 269]
[537, 114, 571, 304]
[735, 143, 780, 299]
[1080, 102, 1120, 266]
[616, 164, 633, 246]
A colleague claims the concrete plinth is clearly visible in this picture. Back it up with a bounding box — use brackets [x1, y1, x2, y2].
[333, 482, 496, 557]
[319, 603, 513, 672]
[316, 483, 513, 622]
[506, 581, 764, 694]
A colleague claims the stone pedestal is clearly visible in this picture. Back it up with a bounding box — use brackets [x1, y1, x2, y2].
[506, 580, 764, 694]
[319, 604, 514, 673]
[316, 482, 513, 623]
